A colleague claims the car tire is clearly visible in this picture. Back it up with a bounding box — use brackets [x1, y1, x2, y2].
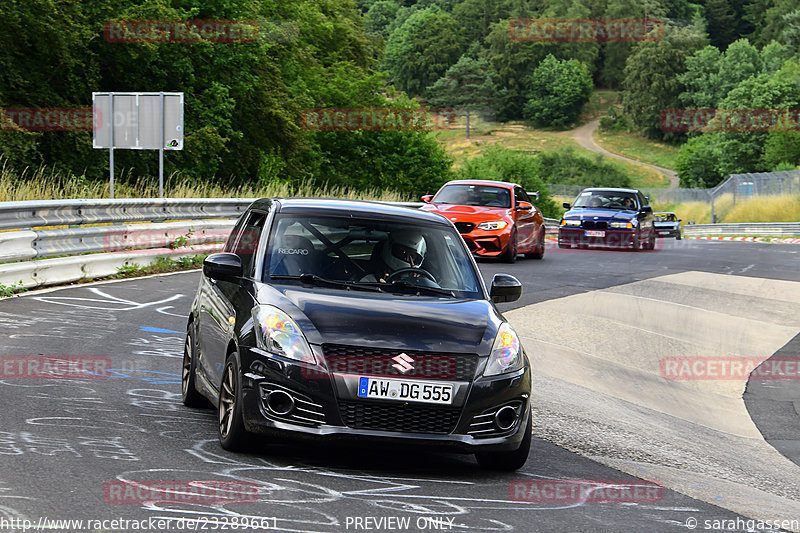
[218, 353, 248, 451]
[645, 233, 656, 250]
[676, 233, 682, 240]
[526, 230, 545, 260]
[475, 412, 531, 471]
[182, 328, 206, 408]
[632, 230, 642, 251]
[502, 229, 517, 263]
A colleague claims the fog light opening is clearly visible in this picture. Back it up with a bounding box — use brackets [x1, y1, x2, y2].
[266, 390, 295, 416]
[494, 405, 518, 431]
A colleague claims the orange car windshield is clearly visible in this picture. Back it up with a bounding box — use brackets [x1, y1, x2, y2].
[434, 185, 511, 208]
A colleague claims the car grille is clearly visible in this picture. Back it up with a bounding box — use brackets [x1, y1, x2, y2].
[582, 221, 608, 230]
[322, 344, 479, 381]
[338, 401, 461, 434]
[454, 222, 476, 234]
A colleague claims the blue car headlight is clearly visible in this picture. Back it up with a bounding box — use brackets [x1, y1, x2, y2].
[252, 305, 316, 364]
[484, 323, 524, 376]
[609, 221, 633, 229]
[561, 219, 581, 226]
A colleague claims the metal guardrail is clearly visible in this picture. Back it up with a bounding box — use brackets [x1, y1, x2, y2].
[683, 222, 800, 236]
[0, 198, 426, 231]
[0, 198, 253, 231]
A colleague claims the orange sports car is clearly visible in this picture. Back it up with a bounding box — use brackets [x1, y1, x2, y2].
[420, 180, 546, 263]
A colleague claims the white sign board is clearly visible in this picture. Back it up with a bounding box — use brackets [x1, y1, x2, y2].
[92, 92, 183, 150]
[92, 92, 184, 198]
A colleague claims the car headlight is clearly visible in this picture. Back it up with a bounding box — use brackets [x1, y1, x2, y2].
[609, 221, 633, 229]
[477, 221, 508, 231]
[484, 323, 524, 376]
[252, 305, 316, 364]
[561, 219, 581, 226]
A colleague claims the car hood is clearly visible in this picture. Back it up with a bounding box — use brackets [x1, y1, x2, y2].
[257, 285, 501, 355]
[564, 208, 637, 221]
[425, 203, 511, 220]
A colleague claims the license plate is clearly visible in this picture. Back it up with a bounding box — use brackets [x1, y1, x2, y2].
[585, 230, 605, 237]
[358, 377, 453, 405]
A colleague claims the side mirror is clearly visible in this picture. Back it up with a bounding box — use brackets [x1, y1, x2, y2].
[421, 195, 433, 203]
[527, 191, 540, 201]
[562, 202, 571, 209]
[516, 201, 533, 211]
[203, 253, 243, 282]
[641, 205, 653, 213]
[678, 219, 682, 222]
[490, 274, 522, 304]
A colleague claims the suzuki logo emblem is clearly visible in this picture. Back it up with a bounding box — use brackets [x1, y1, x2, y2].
[391, 353, 414, 374]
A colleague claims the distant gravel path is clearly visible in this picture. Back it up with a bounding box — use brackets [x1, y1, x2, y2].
[572, 119, 680, 189]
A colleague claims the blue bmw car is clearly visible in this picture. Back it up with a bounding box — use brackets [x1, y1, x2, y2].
[558, 188, 656, 250]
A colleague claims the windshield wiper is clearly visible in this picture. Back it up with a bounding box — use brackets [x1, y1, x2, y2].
[270, 274, 384, 292]
[356, 280, 457, 298]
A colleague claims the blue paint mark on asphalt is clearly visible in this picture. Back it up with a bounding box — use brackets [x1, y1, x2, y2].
[140, 326, 183, 334]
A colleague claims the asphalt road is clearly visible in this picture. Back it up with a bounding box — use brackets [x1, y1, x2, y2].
[0, 238, 797, 532]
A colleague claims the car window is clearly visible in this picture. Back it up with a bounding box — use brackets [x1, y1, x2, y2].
[433, 184, 511, 208]
[656, 214, 677, 222]
[265, 214, 482, 298]
[223, 213, 248, 253]
[514, 187, 530, 206]
[233, 211, 267, 278]
[573, 191, 638, 210]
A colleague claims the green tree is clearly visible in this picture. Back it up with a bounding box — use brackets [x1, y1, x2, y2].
[523, 54, 593, 128]
[762, 131, 800, 169]
[675, 133, 725, 187]
[364, 1, 400, 38]
[384, 7, 467, 96]
[426, 55, 499, 139]
[622, 25, 706, 140]
[705, 0, 738, 49]
[678, 45, 724, 108]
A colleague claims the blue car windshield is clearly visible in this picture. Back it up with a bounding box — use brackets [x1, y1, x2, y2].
[573, 191, 638, 210]
[265, 214, 483, 298]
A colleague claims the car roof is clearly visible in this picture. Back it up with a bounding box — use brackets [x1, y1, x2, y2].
[254, 197, 451, 226]
[582, 187, 641, 193]
[654, 212, 677, 215]
[441, 179, 517, 189]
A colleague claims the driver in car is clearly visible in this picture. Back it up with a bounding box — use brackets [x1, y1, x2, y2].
[361, 230, 428, 284]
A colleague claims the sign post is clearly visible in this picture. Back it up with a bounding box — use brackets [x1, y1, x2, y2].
[92, 92, 184, 198]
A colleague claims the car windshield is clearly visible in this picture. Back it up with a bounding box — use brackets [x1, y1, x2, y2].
[656, 214, 677, 222]
[433, 184, 511, 208]
[573, 191, 638, 210]
[264, 214, 483, 298]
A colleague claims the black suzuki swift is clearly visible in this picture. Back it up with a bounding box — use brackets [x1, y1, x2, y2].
[183, 198, 532, 470]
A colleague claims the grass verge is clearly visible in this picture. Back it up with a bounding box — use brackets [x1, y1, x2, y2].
[594, 129, 679, 170]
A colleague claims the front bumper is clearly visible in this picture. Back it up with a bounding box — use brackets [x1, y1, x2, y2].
[558, 227, 637, 248]
[238, 346, 532, 452]
[655, 226, 680, 238]
[460, 229, 511, 257]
